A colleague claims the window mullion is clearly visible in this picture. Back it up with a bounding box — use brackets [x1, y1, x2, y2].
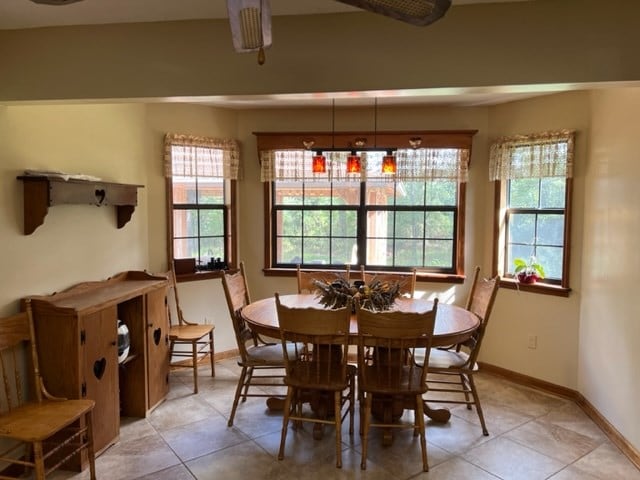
[357, 182, 366, 268]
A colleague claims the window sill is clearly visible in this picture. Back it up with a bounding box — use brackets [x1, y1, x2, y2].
[175, 270, 226, 283]
[263, 268, 465, 284]
[499, 278, 571, 297]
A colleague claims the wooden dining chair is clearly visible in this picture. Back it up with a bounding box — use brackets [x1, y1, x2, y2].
[356, 299, 438, 472]
[360, 266, 417, 298]
[221, 262, 287, 427]
[0, 299, 96, 480]
[165, 269, 215, 394]
[296, 264, 351, 293]
[424, 266, 500, 436]
[275, 293, 355, 469]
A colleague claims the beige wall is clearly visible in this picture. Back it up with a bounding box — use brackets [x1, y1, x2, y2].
[0, 104, 150, 315]
[580, 87, 640, 449]
[481, 91, 591, 388]
[1, 0, 639, 102]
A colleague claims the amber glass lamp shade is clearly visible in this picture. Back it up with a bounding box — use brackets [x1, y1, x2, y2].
[382, 154, 397, 174]
[312, 154, 326, 173]
[346, 155, 361, 173]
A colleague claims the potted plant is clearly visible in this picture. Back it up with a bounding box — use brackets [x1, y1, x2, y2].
[514, 256, 545, 284]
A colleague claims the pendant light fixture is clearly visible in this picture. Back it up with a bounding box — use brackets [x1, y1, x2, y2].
[347, 136, 364, 175]
[303, 139, 326, 174]
[382, 151, 397, 174]
[346, 101, 367, 175]
[312, 154, 327, 173]
[346, 154, 362, 173]
[311, 99, 334, 174]
[373, 98, 397, 175]
[226, 0, 272, 65]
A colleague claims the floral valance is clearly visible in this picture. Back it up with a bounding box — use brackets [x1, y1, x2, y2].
[260, 148, 470, 183]
[489, 130, 575, 181]
[164, 133, 240, 179]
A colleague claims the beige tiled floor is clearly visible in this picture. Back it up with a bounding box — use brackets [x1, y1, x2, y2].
[53, 358, 640, 480]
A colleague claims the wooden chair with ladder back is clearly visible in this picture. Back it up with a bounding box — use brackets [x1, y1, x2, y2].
[0, 299, 96, 479]
[296, 264, 351, 294]
[359, 266, 417, 298]
[423, 266, 500, 436]
[221, 261, 287, 427]
[275, 292, 355, 469]
[356, 299, 438, 472]
[165, 269, 215, 394]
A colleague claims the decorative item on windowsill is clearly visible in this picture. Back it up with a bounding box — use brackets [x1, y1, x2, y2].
[312, 277, 403, 311]
[514, 256, 545, 284]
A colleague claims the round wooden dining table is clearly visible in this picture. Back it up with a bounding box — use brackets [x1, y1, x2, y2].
[241, 293, 480, 423]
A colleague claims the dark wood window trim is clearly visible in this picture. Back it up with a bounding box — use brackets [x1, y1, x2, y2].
[492, 178, 573, 297]
[166, 177, 238, 283]
[254, 130, 476, 152]
[256, 130, 477, 279]
[261, 266, 466, 284]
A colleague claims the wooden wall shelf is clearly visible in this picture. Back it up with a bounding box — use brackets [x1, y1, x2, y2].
[17, 175, 144, 235]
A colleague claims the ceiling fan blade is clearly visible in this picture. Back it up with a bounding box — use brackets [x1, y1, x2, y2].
[335, 0, 451, 27]
[29, 0, 86, 5]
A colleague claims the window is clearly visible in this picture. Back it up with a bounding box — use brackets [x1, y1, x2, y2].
[490, 130, 575, 293]
[164, 134, 239, 272]
[505, 177, 566, 281]
[258, 131, 475, 277]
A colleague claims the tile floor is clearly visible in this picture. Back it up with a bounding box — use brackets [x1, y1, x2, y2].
[52, 358, 640, 480]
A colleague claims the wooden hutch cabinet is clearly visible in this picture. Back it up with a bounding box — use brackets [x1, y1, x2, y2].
[28, 271, 170, 469]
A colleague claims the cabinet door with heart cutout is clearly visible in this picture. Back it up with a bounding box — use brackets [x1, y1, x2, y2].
[81, 306, 120, 453]
[145, 286, 170, 411]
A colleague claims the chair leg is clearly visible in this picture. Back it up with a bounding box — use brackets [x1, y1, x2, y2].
[33, 441, 45, 480]
[278, 386, 294, 461]
[334, 390, 342, 468]
[208, 331, 215, 377]
[242, 366, 254, 401]
[294, 389, 304, 429]
[358, 378, 365, 436]
[468, 374, 489, 436]
[360, 393, 372, 470]
[169, 339, 176, 368]
[192, 341, 199, 394]
[461, 372, 472, 409]
[348, 373, 355, 435]
[86, 411, 97, 480]
[23, 443, 33, 478]
[228, 366, 248, 427]
[415, 394, 429, 472]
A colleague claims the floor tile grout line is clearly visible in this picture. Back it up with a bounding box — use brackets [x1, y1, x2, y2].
[501, 416, 605, 468]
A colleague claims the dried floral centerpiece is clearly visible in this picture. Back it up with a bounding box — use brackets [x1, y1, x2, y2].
[312, 277, 403, 311]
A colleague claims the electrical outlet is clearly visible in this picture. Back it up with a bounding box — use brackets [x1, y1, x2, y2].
[528, 334, 538, 349]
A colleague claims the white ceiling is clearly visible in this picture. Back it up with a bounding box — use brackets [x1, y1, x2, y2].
[1, 0, 577, 108]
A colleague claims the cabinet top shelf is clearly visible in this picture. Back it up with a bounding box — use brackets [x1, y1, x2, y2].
[29, 271, 168, 316]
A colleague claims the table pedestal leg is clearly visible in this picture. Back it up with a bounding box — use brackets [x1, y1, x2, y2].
[266, 397, 285, 411]
[423, 401, 451, 423]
